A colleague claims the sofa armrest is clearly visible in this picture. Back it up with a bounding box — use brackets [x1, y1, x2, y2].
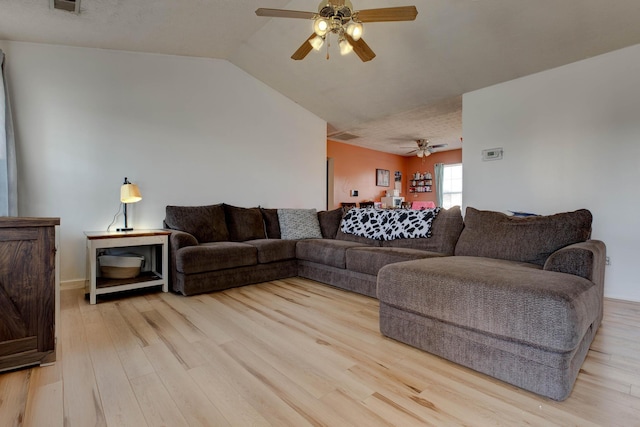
[167, 229, 199, 250]
[165, 229, 198, 291]
[543, 240, 606, 284]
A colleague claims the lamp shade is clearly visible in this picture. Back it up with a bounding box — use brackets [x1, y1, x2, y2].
[120, 183, 142, 203]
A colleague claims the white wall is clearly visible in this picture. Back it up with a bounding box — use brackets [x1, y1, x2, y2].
[463, 43, 640, 302]
[0, 41, 327, 284]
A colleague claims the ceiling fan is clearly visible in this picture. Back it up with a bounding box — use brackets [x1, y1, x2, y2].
[404, 139, 448, 158]
[255, 1, 418, 62]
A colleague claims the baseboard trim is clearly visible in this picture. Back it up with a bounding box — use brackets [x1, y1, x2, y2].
[61, 279, 86, 290]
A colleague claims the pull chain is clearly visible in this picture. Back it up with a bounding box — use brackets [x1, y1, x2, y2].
[326, 35, 330, 60]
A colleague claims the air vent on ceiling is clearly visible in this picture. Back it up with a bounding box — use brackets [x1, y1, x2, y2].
[51, 0, 80, 13]
[330, 132, 360, 141]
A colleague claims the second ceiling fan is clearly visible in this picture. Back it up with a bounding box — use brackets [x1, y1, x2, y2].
[256, 1, 418, 62]
[405, 139, 448, 157]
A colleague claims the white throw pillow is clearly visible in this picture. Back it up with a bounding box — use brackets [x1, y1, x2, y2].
[278, 209, 323, 240]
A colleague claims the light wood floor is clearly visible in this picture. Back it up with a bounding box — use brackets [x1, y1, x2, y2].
[1, 278, 640, 426]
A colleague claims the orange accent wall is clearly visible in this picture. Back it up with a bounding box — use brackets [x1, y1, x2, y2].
[327, 140, 407, 209]
[327, 140, 462, 209]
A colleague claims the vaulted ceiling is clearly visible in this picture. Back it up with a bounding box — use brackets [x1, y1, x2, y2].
[2, 0, 640, 155]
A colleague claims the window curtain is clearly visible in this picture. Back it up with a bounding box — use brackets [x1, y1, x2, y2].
[434, 162, 444, 208]
[0, 49, 18, 216]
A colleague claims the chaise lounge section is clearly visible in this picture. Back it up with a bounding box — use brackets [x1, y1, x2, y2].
[377, 208, 605, 400]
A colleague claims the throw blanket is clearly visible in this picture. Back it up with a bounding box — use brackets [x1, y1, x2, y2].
[341, 208, 441, 240]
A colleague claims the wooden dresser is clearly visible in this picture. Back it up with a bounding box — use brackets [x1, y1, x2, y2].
[0, 217, 60, 372]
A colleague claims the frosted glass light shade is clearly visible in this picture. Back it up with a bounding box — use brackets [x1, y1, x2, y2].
[339, 39, 353, 55]
[310, 35, 325, 51]
[314, 18, 329, 36]
[346, 22, 363, 41]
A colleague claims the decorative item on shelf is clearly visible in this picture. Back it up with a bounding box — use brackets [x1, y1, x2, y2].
[409, 170, 433, 193]
[117, 177, 142, 232]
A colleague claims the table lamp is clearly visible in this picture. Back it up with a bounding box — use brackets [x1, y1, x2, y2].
[117, 177, 142, 231]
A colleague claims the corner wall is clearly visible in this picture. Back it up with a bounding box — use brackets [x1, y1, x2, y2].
[0, 41, 326, 284]
[463, 43, 640, 301]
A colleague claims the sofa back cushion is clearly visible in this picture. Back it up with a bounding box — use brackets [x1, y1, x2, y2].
[224, 204, 266, 242]
[165, 204, 229, 243]
[260, 208, 281, 239]
[381, 206, 464, 255]
[454, 207, 592, 266]
[317, 208, 344, 239]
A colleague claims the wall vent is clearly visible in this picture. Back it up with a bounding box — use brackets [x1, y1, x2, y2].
[51, 0, 80, 13]
[329, 132, 360, 141]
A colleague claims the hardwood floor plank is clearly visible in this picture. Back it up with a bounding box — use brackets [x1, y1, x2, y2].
[142, 342, 231, 427]
[58, 287, 107, 427]
[192, 338, 314, 426]
[220, 339, 354, 426]
[82, 307, 148, 427]
[320, 388, 395, 427]
[188, 365, 272, 427]
[157, 292, 234, 345]
[141, 309, 208, 371]
[3, 280, 640, 426]
[114, 298, 162, 348]
[129, 372, 189, 427]
[22, 376, 63, 427]
[212, 290, 364, 399]
[0, 370, 29, 427]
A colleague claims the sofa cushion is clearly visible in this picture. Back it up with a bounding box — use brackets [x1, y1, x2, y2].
[224, 204, 266, 242]
[377, 256, 600, 352]
[346, 247, 446, 276]
[175, 242, 257, 274]
[382, 206, 464, 255]
[296, 239, 368, 269]
[278, 209, 323, 240]
[243, 239, 297, 264]
[165, 204, 229, 243]
[454, 208, 592, 266]
[260, 208, 281, 239]
[317, 208, 344, 239]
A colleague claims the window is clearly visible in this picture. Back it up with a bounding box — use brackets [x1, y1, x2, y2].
[442, 164, 462, 209]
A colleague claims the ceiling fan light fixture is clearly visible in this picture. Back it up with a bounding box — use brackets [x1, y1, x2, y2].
[346, 21, 363, 41]
[314, 17, 329, 36]
[417, 150, 424, 158]
[339, 38, 353, 55]
[310, 35, 325, 51]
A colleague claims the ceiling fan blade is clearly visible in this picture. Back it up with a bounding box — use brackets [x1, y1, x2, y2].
[255, 8, 316, 19]
[291, 33, 316, 61]
[356, 6, 418, 23]
[429, 144, 449, 149]
[345, 35, 376, 62]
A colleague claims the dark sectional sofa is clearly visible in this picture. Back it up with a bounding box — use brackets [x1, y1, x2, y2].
[163, 203, 606, 401]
